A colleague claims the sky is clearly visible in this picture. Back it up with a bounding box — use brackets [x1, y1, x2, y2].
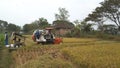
[0, 0, 104, 26]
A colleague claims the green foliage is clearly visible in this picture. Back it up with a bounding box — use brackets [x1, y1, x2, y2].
[96, 33, 120, 41]
[100, 0, 120, 30]
[23, 17, 50, 34]
[103, 24, 118, 35]
[74, 20, 94, 32]
[84, 7, 105, 32]
[85, 0, 120, 31]
[55, 7, 70, 21]
[7, 23, 21, 33]
[0, 20, 8, 33]
[0, 34, 4, 46]
[0, 20, 21, 34]
[23, 24, 34, 34]
[37, 17, 49, 28]
[65, 20, 94, 37]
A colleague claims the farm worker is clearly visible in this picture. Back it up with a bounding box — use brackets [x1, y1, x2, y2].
[4, 32, 9, 47]
[44, 29, 55, 44]
[33, 29, 43, 42]
[35, 30, 41, 40]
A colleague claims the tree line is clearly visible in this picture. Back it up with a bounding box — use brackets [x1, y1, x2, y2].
[0, 20, 21, 34]
[85, 0, 120, 34]
[22, 7, 74, 35]
[0, 0, 120, 37]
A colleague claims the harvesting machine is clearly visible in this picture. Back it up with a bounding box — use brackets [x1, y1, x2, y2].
[32, 28, 62, 44]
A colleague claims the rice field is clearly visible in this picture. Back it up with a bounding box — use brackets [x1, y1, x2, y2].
[11, 35, 120, 68]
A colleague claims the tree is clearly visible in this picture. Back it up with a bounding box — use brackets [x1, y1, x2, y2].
[7, 23, 21, 33]
[84, 7, 106, 32]
[0, 20, 21, 33]
[23, 17, 50, 34]
[0, 20, 8, 33]
[55, 7, 70, 21]
[85, 0, 120, 31]
[32, 17, 49, 29]
[54, 8, 73, 29]
[100, 0, 120, 31]
[23, 24, 33, 34]
[67, 20, 93, 37]
[38, 17, 49, 29]
[103, 24, 118, 35]
[74, 20, 93, 33]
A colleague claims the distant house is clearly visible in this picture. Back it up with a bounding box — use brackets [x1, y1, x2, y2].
[53, 20, 74, 36]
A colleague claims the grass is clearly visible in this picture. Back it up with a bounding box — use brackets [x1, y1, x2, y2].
[16, 54, 73, 68]
[61, 44, 120, 68]
[9, 35, 120, 68]
[0, 47, 13, 68]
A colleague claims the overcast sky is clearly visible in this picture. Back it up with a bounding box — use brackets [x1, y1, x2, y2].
[0, 0, 104, 26]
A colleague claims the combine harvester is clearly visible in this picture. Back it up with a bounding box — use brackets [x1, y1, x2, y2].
[32, 28, 62, 45]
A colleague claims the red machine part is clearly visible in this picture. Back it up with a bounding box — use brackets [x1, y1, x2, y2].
[54, 38, 62, 44]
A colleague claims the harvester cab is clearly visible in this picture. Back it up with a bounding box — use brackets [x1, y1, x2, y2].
[32, 28, 62, 44]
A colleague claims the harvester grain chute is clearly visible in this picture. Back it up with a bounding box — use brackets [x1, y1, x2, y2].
[10, 32, 26, 48]
[9, 32, 26, 52]
[32, 28, 62, 44]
